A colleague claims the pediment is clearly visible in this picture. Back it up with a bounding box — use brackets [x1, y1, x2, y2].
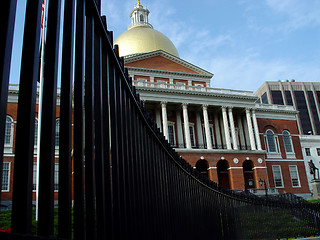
[124, 50, 213, 77]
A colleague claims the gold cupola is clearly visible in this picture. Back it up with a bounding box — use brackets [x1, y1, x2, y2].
[114, 0, 179, 57]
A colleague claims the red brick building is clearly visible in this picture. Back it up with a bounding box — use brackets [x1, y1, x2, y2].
[1, 1, 311, 205]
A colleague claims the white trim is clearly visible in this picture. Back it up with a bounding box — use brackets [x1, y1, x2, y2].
[4, 115, 14, 149]
[3, 153, 15, 157]
[1, 162, 11, 192]
[227, 167, 243, 170]
[282, 130, 296, 159]
[265, 159, 304, 162]
[289, 165, 301, 188]
[252, 166, 267, 169]
[124, 50, 214, 77]
[272, 165, 284, 188]
[208, 167, 217, 170]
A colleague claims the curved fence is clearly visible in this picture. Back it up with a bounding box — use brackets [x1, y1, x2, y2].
[1, 0, 320, 239]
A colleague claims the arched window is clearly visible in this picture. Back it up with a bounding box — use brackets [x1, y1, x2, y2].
[55, 118, 60, 147]
[5, 115, 13, 147]
[243, 160, 255, 189]
[195, 160, 209, 178]
[282, 130, 293, 153]
[34, 119, 38, 146]
[140, 14, 144, 22]
[266, 130, 277, 152]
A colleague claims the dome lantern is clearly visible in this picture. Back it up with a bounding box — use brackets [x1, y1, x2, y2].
[128, 0, 152, 30]
[114, 0, 179, 57]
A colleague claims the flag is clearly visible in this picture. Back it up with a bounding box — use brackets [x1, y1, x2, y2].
[41, 0, 45, 29]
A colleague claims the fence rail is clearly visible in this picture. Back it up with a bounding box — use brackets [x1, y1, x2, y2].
[1, 0, 320, 239]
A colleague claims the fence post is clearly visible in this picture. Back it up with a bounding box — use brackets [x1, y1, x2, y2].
[11, 0, 42, 235]
[0, 1, 17, 204]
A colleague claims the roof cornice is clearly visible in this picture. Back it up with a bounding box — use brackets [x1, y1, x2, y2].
[126, 66, 212, 80]
[124, 50, 214, 77]
[135, 86, 258, 100]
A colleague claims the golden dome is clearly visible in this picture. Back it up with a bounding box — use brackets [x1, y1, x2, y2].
[114, 1, 179, 57]
[114, 26, 179, 57]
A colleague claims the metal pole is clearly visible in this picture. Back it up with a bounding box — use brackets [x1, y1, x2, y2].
[36, 0, 47, 222]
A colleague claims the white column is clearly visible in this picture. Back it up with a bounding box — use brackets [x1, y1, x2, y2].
[251, 109, 262, 150]
[155, 108, 162, 131]
[161, 101, 169, 140]
[246, 108, 256, 150]
[222, 106, 232, 150]
[196, 111, 204, 148]
[202, 105, 212, 149]
[237, 115, 245, 150]
[214, 113, 221, 148]
[182, 103, 191, 149]
[228, 107, 238, 150]
[150, 76, 154, 82]
[176, 110, 184, 148]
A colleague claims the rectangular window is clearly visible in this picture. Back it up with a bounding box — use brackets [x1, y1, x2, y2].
[54, 163, 59, 191]
[305, 148, 311, 156]
[261, 92, 268, 104]
[33, 163, 37, 191]
[168, 124, 176, 146]
[271, 90, 284, 105]
[2, 162, 10, 192]
[5, 118, 12, 146]
[289, 165, 300, 187]
[189, 125, 196, 147]
[317, 148, 320, 156]
[272, 165, 284, 188]
[203, 125, 215, 148]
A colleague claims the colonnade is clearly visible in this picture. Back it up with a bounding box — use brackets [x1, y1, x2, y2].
[154, 102, 262, 151]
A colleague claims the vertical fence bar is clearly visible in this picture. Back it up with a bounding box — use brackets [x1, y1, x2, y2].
[101, 39, 113, 238]
[37, 0, 62, 236]
[94, 25, 107, 239]
[85, 9, 96, 240]
[11, 0, 42, 235]
[109, 49, 121, 240]
[58, 0, 75, 238]
[73, 0, 85, 238]
[0, 1, 17, 203]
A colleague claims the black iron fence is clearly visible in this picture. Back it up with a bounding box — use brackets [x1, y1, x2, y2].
[1, 0, 320, 239]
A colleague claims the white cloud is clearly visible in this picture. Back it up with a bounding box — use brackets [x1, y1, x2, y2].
[265, 0, 320, 32]
[204, 55, 320, 91]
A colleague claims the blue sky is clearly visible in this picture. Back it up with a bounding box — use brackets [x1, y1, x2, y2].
[10, 0, 320, 92]
[101, 0, 320, 91]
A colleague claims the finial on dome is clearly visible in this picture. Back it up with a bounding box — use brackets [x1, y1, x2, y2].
[136, 0, 143, 8]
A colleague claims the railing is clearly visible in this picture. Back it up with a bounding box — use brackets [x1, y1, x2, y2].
[133, 79, 255, 96]
[1, 1, 320, 240]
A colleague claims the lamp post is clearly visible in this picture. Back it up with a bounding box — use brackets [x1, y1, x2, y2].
[259, 178, 268, 198]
